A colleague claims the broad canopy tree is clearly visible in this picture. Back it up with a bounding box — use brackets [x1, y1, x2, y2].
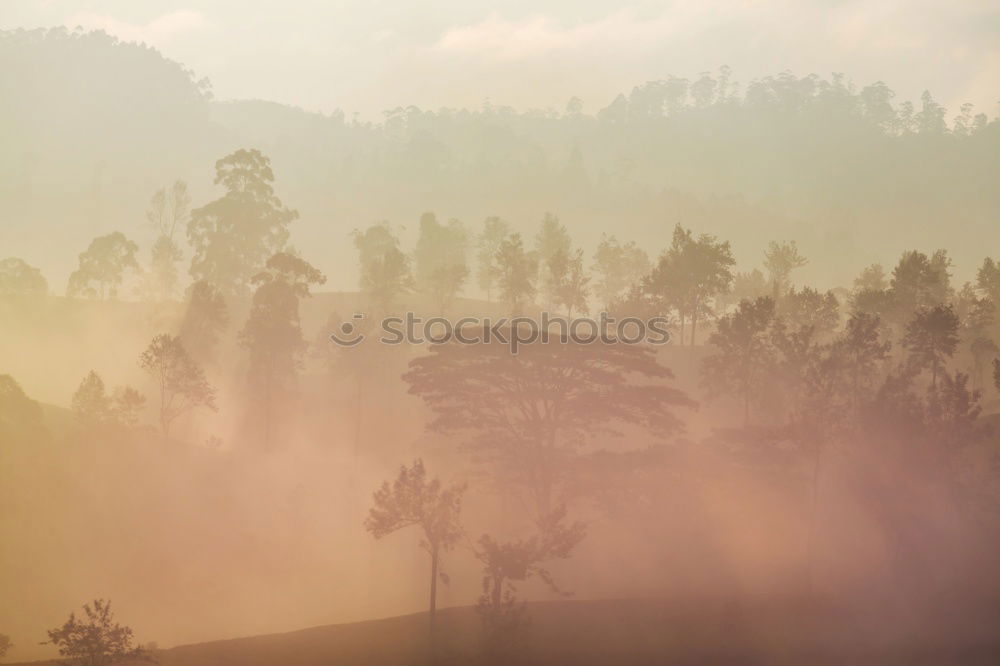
[66, 232, 140, 300]
[45, 599, 150, 666]
[404, 334, 694, 520]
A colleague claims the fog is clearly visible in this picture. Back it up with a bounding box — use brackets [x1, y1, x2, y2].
[1, 4, 1000, 665]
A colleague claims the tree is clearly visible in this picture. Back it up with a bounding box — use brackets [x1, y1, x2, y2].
[0, 374, 45, 443]
[495, 233, 538, 316]
[187, 149, 297, 296]
[546, 247, 590, 317]
[0, 634, 9, 660]
[239, 252, 325, 448]
[976, 257, 1000, 305]
[71, 371, 114, 428]
[902, 304, 959, 389]
[66, 232, 139, 300]
[45, 599, 150, 666]
[404, 334, 693, 519]
[853, 263, 887, 293]
[832, 312, 891, 415]
[365, 459, 465, 641]
[146, 180, 190, 301]
[0, 257, 48, 297]
[475, 506, 585, 657]
[702, 297, 777, 426]
[138, 334, 216, 437]
[71, 372, 145, 431]
[778, 286, 840, 339]
[889, 250, 950, 322]
[591, 235, 650, 308]
[413, 212, 469, 313]
[352, 222, 412, 313]
[476, 217, 511, 302]
[178, 281, 229, 363]
[646, 225, 735, 345]
[763, 240, 807, 300]
[534, 213, 571, 307]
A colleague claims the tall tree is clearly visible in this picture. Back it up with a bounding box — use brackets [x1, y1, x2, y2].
[534, 213, 571, 307]
[902, 304, 960, 389]
[187, 149, 297, 296]
[178, 281, 229, 363]
[352, 222, 412, 313]
[591, 235, 650, 308]
[832, 312, 892, 415]
[547, 247, 590, 317]
[365, 459, 465, 641]
[889, 250, 951, 323]
[66, 232, 139, 300]
[763, 240, 807, 300]
[702, 297, 778, 426]
[146, 180, 190, 301]
[646, 224, 735, 345]
[495, 233, 538, 316]
[239, 252, 325, 448]
[138, 334, 216, 437]
[476, 216, 511, 302]
[413, 212, 469, 313]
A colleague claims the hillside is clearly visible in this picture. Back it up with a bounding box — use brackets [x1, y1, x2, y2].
[12, 598, 1000, 665]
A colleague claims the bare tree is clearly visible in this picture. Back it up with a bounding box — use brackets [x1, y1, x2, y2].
[138, 334, 216, 437]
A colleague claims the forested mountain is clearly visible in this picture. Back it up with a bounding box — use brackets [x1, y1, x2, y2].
[1, 27, 998, 291]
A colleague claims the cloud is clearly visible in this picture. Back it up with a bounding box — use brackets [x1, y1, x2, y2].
[65, 9, 208, 47]
[434, 10, 679, 61]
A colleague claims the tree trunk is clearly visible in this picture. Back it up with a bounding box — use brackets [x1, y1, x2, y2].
[428, 546, 439, 643]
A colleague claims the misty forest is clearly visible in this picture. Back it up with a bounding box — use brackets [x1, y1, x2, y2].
[3, 24, 1000, 666]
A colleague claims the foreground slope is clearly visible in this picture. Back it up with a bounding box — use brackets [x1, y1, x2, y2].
[15, 597, 1000, 665]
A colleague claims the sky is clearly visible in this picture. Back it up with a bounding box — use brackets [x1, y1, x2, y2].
[2, 0, 999, 119]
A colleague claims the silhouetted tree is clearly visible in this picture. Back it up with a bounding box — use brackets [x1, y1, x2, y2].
[703, 297, 777, 425]
[45, 599, 151, 666]
[0, 374, 45, 442]
[71, 371, 145, 432]
[833, 312, 892, 415]
[778, 286, 840, 339]
[239, 252, 325, 448]
[534, 213, 571, 307]
[178, 281, 229, 363]
[475, 506, 585, 659]
[187, 149, 297, 296]
[591, 235, 650, 308]
[138, 334, 216, 437]
[413, 212, 468, 313]
[646, 225, 735, 345]
[0, 257, 48, 297]
[404, 334, 693, 519]
[763, 240, 807, 300]
[889, 250, 951, 324]
[146, 180, 189, 301]
[352, 222, 412, 313]
[853, 263, 887, 293]
[0, 633, 9, 660]
[476, 217, 511, 302]
[495, 233, 538, 316]
[365, 459, 465, 641]
[546, 247, 590, 317]
[66, 232, 139, 300]
[902, 304, 959, 389]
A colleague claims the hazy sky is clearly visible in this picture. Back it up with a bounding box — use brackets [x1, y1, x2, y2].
[3, 1, 999, 118]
